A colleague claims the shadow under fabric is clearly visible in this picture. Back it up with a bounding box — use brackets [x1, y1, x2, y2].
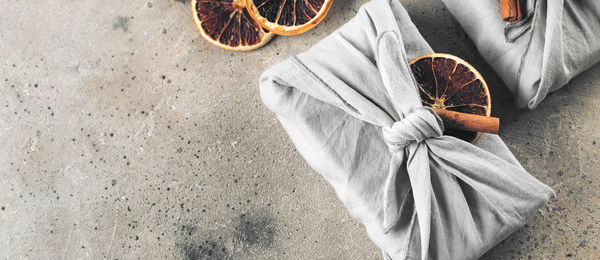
[441, 0, 600, 109]
[259, 0, 555, 259]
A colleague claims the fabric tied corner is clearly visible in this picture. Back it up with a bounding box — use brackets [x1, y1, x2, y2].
[382, 106, 444, 153]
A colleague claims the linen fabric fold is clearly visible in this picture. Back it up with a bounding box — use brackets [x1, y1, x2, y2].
[259, 0, 555, 259]
[441, 0, 600, 109]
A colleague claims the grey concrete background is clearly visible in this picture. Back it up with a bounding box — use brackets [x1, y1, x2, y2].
[1, 0, 598, 259]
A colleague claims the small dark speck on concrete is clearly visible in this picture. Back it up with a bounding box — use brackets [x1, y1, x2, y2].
[179, 240, 229, 260]
[147, 2, 153, 8]
[111, 179, 117, 186]
[234, 214, 276, 248]
[175, 0, 188, 4]
[1, 206, 5, 210]
[181, 224, 196, 236]
[112, 16, 131, 32]
[161, 75, 166, 80]
[162, 28, 167, 34]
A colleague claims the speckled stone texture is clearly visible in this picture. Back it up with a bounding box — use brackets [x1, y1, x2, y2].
[0, 0, 598, 259]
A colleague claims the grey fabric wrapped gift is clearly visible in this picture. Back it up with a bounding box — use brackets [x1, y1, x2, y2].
[259, 0, 555, 259]
[441, 0, 600, 109]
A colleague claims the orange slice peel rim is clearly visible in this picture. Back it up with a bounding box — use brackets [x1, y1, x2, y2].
[410, 53, 491, 144]
[191, 0, 275, 51]
[246, 0, 334, 36]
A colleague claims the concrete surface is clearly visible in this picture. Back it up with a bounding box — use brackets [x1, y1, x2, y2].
[1, 0, 598, 259]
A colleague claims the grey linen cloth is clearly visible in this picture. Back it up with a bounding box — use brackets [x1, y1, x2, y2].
[441, 0, 600, 109]
[259, 0, 555, 259]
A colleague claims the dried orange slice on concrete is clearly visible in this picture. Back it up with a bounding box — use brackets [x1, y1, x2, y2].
[410, 53, 491, 144]
[246, 0, 333, 35]
[191, 0, 274, 51]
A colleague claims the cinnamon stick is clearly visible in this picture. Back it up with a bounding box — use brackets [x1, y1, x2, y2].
[500, 0, 523, 23]
[432, 108, 499, 134]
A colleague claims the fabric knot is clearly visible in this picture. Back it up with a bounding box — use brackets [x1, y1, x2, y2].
[382, 106, 444, 152]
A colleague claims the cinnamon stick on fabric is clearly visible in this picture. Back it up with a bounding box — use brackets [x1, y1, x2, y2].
[500, 0, 523, 23]
[432, 108, 500, 134]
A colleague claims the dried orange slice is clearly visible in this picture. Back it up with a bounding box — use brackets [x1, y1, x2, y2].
[246, 0, 333, 36]
[191, 0, 274, 51]
[410, 53, 491, 144]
